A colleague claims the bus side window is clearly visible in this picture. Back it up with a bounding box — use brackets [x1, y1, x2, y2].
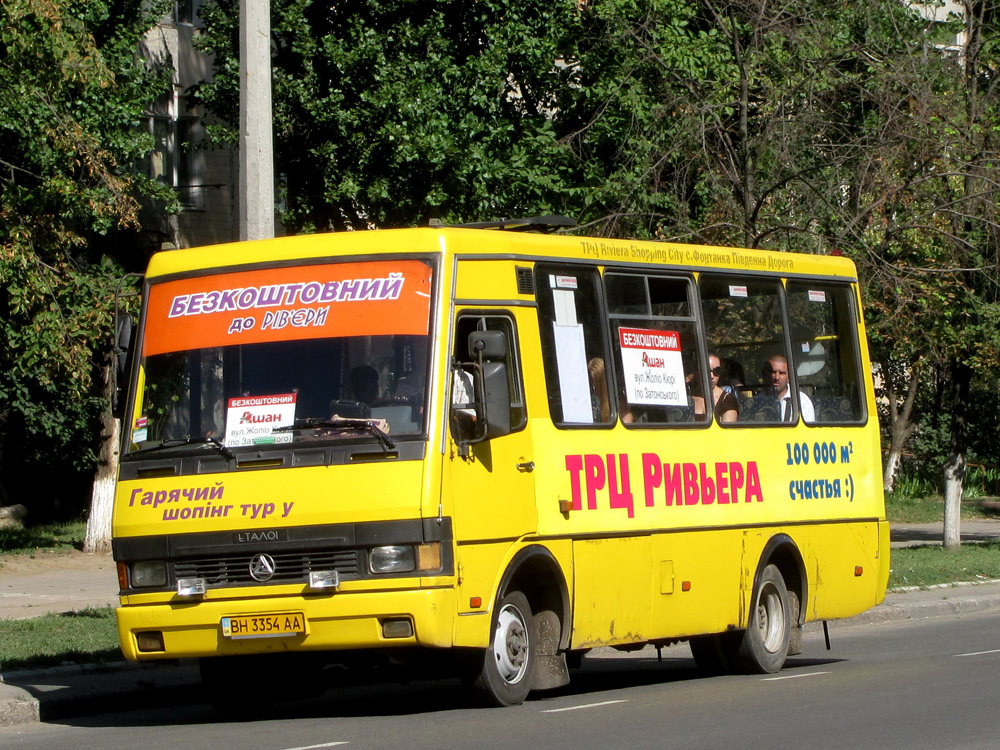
[699, 274, 791, 424]
[535, 265, 614, 427]
[785, 282, 866, 424]
[605, 272, 707, 426]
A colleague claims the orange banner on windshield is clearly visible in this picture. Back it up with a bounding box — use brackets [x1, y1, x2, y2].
[142, 260, 432, 356]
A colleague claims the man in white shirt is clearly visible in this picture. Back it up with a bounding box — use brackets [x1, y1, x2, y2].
[766, 354, 814, 422]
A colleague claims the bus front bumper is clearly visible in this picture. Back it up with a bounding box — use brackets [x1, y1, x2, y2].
[116, 585, 457, 661]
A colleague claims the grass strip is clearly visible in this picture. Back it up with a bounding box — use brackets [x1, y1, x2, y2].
[0, 607, 122, 673]
[0, 521, 86, 556]
[885, 495, 990, 524]
[889, 541, 1000, 590]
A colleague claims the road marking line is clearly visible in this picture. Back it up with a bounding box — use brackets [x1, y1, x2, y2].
[283, 742, 350, 750]
[761, 671, 830, 681]
[956, 649, 1000, 657]
[541, 699, 628, 713]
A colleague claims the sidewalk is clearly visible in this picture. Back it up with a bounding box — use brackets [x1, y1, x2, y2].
[3, 521, 1000, 726]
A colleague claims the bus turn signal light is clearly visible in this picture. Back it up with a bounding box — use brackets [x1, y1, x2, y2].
[855, 566, 864, 577]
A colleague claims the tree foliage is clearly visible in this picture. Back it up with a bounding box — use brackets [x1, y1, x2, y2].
[2, 0, 997, 522]
[195, 0, 593, 231]
[0, 0, 173, 514]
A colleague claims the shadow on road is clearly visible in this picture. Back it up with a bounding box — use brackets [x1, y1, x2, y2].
[44, 649, 849, 729]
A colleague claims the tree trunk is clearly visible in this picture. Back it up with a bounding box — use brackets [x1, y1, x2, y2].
[85, 363, 119, 554]
[883, 362, 921, 494]
[943, 452, 964, 550]
[942, 361, 972, 551]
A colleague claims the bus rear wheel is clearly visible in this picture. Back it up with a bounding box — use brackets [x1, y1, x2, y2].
[734, 563, 790, 674]
[469, 590, 537, 706]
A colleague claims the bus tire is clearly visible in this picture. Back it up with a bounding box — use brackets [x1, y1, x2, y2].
[734, 564, 790, 674]
[471, 590, 537, 706]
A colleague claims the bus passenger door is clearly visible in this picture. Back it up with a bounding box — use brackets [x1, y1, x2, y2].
[445, 312, 537, 614]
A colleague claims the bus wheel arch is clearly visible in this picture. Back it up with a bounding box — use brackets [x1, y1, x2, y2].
[736, 534, 807, 673]
[754, 535, 807, 656]
[469, 545, 571, 705]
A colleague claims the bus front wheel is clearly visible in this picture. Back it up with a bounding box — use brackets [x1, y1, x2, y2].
[734, 563, 790, 674]
[469, 590, 537, 706]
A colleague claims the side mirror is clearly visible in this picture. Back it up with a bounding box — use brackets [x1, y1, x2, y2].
[468, 330, 506, 361]
[111, 312, 134, 419]
[481, 361, 511, 439]
[452, 330, 512, 452]
[469, 330, 511, 439]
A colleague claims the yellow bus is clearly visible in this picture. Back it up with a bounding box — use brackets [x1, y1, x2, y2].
[112, 218, 888, 713]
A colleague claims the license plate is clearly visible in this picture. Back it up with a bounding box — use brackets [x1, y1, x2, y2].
[221, 612, 305, 639]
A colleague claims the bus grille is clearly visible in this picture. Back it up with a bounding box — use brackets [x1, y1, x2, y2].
[172, 550, 361, 586]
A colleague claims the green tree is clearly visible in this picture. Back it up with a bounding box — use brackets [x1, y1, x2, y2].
[575, 2, 1000, 546]
[195, 0, 590, 231]
[191, 0, 1000, 548]
[0, 0, 173, 516]
[835, 2, 1000, 546]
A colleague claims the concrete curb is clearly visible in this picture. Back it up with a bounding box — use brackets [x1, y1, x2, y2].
[0, 660, 201, 727]
[5, 584, 1000, 727]
[0, 684, 39, 727]
[846, 587, 1000, 627]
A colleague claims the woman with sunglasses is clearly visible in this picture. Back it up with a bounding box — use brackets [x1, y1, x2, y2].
[709, 353, 739, 423]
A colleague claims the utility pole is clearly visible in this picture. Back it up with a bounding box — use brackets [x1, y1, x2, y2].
[239, 0, 274, 240]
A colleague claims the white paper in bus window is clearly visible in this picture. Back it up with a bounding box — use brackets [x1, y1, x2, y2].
[224, 393, 297, 447]
[551, 274, 579, 290]
[618, 327, 686, 406]
[553, 323, 593, 423]
[808, 290, 827, 303]
[552, 289, 578, 326]
[729, 285, 748, 298]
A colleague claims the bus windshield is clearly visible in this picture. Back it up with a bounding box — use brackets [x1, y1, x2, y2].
[126, 258, 433, 453]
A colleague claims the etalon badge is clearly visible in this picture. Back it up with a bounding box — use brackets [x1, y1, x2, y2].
[249, 553, 276, 582]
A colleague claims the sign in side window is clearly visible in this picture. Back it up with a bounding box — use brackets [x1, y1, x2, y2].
[535, 264, 612, 427]
[143, 260, 433, 356]
[605, 273, 707, 426]
[618, 327, 686, 406]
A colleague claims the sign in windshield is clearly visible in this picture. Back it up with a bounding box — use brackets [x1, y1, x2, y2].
[143, 260, 433, 356]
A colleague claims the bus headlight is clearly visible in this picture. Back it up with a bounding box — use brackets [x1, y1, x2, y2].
[369, 545, 416, 574]
[132, 560, 167, 587]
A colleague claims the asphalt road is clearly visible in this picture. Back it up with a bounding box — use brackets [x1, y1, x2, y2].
[2, 610, 999, 750]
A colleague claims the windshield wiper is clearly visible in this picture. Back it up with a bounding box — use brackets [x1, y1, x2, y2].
[276, 417, 396, 452]
[130, 436, 236, 460]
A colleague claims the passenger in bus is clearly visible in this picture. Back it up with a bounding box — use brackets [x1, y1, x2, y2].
[721, 357, 746, 393]
[588, 357, 632, 424]
[708, 353, 739, 423]
[588, 357, 611, 423]
[451, 364, 477, 426]
[686, 360, 712, 423]
[764, 354, 814, 422]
